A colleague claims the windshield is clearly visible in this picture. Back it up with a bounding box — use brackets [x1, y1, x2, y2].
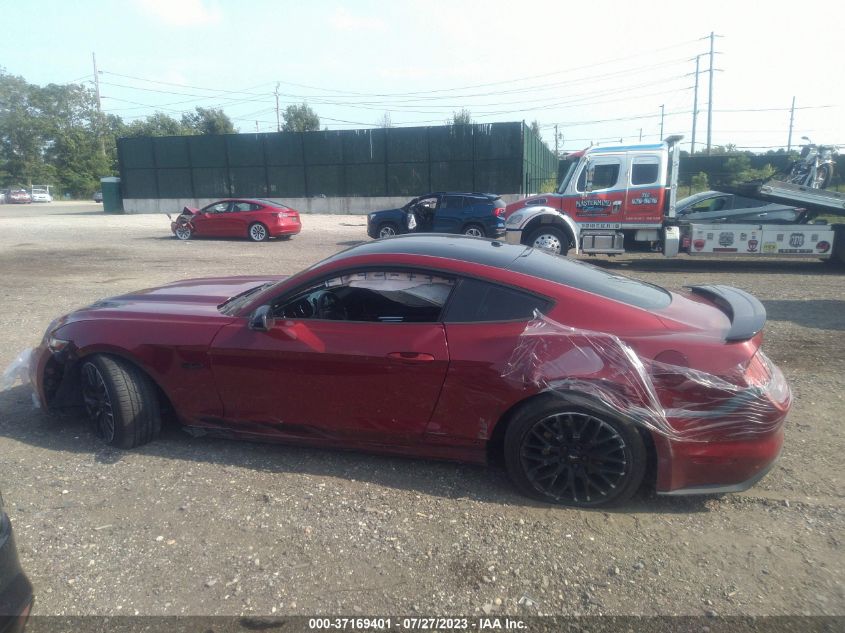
[557, 160, 579, 193]
[218, 281, 276, 314]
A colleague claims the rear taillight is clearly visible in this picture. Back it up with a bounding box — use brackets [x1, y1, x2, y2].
[493, 207, 505, 218]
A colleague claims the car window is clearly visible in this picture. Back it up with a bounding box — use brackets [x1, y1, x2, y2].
[690, 197, 727, 213]
[576, 161, 621, 192]
[273, 270, 456, 323]
[204, 202, 230, 214]
[631, 157, 660, 186]
[445, 279, 551, 322]
[233, 201, 259, 212]
[442, 195, 464, 210]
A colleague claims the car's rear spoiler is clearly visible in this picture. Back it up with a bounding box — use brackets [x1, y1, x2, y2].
[686, 285, 767, 342]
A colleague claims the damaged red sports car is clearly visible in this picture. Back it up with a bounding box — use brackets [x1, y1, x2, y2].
[28, 235, 791, 507]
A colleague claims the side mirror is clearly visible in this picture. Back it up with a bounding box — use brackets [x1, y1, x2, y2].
[248, 305, 275, 331]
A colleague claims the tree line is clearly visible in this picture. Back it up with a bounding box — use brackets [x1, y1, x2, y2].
[0, 69, 330, 198]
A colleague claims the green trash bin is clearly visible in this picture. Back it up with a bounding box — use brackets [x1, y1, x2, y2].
[100, 177, 124, 213]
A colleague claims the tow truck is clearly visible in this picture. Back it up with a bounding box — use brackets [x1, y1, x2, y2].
[504, 135, 845, 264]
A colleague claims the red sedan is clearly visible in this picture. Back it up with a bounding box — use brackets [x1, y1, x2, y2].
[29, 236, 790, 507]
[170, 198, 302, 242]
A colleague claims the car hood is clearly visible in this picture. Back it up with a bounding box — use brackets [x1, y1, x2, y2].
[370, 207, 403, 216]
[56, 276, 286, 324]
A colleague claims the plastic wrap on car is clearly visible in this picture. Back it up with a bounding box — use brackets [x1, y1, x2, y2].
[502, 313, 791, 442]
[1, 348, 33, 391]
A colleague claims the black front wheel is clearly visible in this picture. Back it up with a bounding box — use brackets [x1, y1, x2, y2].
[80, 355, 162, 449]
[504, 398, 646, 507]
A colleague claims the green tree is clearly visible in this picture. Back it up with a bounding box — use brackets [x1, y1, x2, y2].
[530, 120, 541, 138]
[690, 171, 709, 193]
[723, 154, 775, 185]
[125, 112, 189, 137]
[282, 103, 320, 132]
[181, 106, 235, 135]
[450, 108, 472, 126]
[0, 69, 113, 196]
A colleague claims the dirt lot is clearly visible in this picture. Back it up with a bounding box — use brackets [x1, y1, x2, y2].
[0, 202, 842, 618]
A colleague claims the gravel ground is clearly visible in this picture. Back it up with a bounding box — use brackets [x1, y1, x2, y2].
[0, 202, 842, 618]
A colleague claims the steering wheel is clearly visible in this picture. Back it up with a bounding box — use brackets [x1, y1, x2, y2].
[313, 290, 348, 320]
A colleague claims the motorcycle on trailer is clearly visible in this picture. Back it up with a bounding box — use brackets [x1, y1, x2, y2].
[783, 137, 839, 189]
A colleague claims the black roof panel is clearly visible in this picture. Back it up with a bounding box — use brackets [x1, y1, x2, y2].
[324, 234, 527, 268]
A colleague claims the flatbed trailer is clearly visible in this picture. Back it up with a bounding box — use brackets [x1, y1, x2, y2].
[728, 179, 845, 217]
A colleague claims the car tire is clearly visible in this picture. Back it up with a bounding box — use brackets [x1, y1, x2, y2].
[462, 224, 486, 238]
[503, 397, 646, 507]
[249, 222, 269, 242]
[174, 224, 192, 240]
[80, 355, 162, 449]
[526, 226, 570, 255]
[378, 222, 399, 239]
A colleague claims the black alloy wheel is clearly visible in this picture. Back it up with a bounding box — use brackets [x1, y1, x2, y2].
[505, 400, 646, 507]
[82, 361, 116, 443]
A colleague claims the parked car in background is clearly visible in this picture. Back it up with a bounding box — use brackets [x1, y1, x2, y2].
[93, 191, 103, 203]
[7, 190, 31, 204]
[169, 198, 302, 242]
[367, 192, 506, 239]
[30, 186, 52, 203]
[675, 191, 805, 224]
[0, 489, 34, 632]
[29, 235, 790, 507]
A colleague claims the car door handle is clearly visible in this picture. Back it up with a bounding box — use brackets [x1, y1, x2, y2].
[387, 352, 436, 362]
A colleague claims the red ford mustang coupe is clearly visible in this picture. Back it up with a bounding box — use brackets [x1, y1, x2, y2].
[29, 236, 790, 507]
[170, 198, 302, 242]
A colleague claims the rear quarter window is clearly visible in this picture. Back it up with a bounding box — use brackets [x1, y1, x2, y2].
[445, 278, 551, 322]
[509, 249, 671, 310]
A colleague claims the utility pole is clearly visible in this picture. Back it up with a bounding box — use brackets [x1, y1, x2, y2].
[706, 31, 715, 155]
[659, 104, 665, 140]
[255, 121, 260, 133]
[554, 124, 559, 157]
[92, 52, 105, 156]
[787, 96, 796, 152]
[691, 54, 700, 154]
[274, 82, 281, 132]
[92, 52, 102, 112]
[639, 128, 643, 142]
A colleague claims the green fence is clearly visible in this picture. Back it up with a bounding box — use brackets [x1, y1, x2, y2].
[118, 122, 557, 199]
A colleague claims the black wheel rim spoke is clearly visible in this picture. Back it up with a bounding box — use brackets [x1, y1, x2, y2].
[520, 411, 628, 504]
[81, 363, 115, 442]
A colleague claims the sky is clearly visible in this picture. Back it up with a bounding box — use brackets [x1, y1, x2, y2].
[1, 0, 843, 153]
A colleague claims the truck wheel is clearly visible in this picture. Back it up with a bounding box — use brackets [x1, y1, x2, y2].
[527, 226, 570, 256]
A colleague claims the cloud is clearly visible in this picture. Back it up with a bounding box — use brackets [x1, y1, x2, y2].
[329, 7, 386, 32]
[134, 0, 222, 27]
